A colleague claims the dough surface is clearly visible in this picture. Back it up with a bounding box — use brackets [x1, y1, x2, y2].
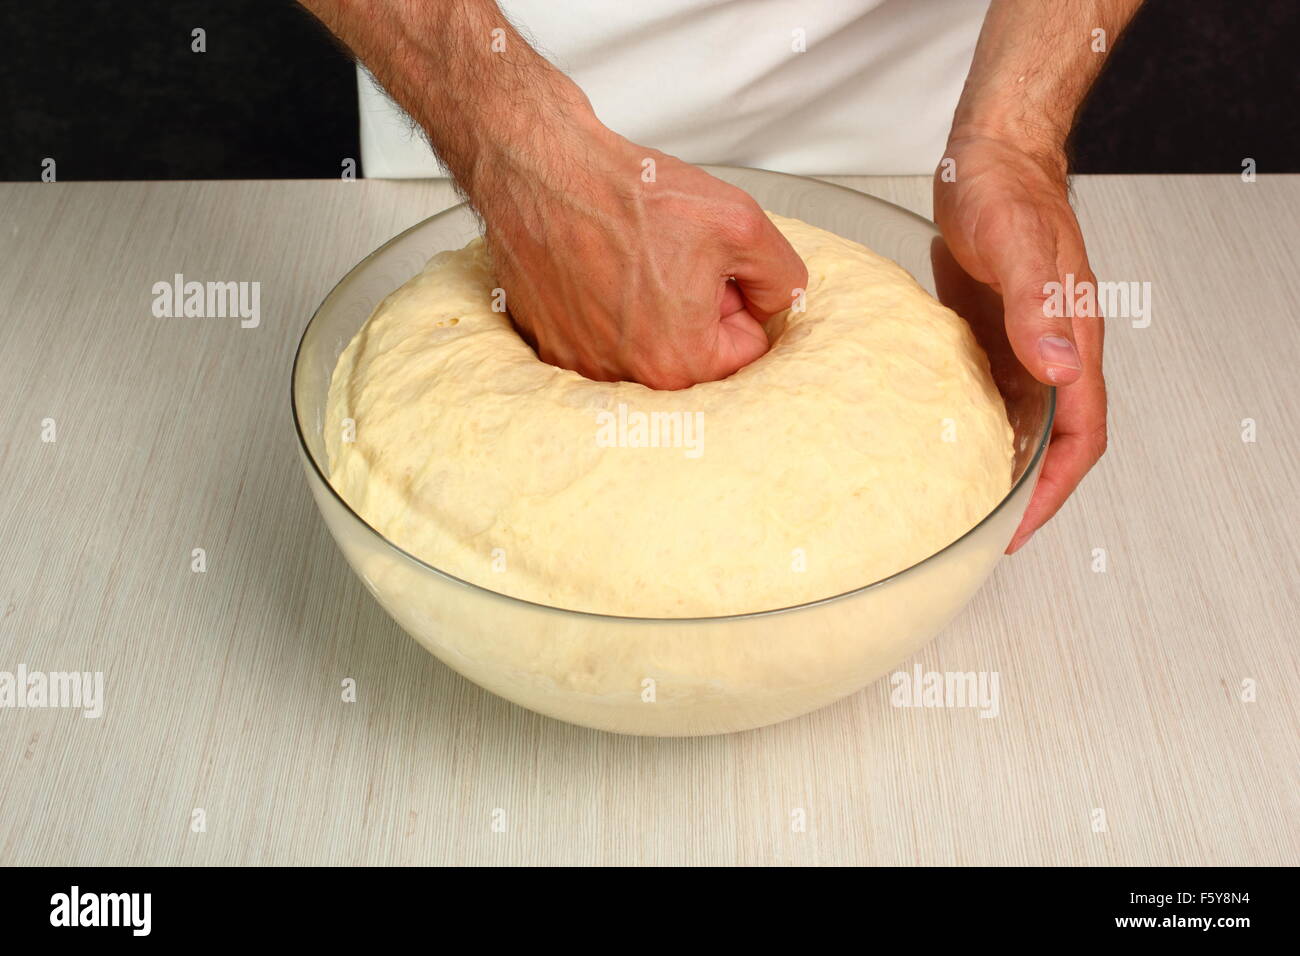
[325, 213, 1013, 617]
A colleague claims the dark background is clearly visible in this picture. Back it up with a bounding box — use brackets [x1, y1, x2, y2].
[1, 0, 1297, 181]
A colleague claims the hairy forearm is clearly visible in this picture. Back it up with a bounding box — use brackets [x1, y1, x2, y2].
[952, 0, 1143, 161]
[299, 0, 600, 196]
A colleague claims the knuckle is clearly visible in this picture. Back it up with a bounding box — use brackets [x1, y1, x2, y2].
[621, 349, 676, 390]
[633, 342, 706, 390]
[789, 254, 810, 289]
[719, 201, 768, 248]
[1088, 423, 1109, 461]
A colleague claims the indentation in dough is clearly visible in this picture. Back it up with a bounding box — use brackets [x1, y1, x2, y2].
[325, 213, 1013, 616]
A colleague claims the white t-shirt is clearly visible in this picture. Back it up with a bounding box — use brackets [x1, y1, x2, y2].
[358, 0, 990, 178]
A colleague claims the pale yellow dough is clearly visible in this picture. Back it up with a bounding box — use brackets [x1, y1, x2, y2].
[325, 213, 1013, 617]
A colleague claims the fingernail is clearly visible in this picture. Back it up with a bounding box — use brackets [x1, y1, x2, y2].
[1007, 531, 1032, 554]
[1038, 335, 1081, 371]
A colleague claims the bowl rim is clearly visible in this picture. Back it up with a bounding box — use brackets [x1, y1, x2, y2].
[291, 166, 1056, 624]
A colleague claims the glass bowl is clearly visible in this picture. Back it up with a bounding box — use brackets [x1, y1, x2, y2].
[291, 166, 1054, 736]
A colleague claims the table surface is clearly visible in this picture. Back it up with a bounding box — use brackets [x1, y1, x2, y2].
[1, 174, 1296, 866]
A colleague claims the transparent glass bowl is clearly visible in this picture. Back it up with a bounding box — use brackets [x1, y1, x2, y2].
[292, 167, 1053, 736]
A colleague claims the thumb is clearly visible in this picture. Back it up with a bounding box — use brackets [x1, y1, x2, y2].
[707, 304, 769, 379]
[980, 202, 1083, 386]
[726, 210, 809, 319]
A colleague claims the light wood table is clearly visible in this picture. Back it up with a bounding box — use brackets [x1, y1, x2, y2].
[1, 175, 1296, 866]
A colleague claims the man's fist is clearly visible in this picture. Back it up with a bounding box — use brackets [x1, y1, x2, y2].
[475, 125, 808, 390]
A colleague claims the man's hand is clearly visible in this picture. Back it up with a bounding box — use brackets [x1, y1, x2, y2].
[477, 120, 805, 388]
[934, 132, 1106, 552]
[939, 0, 1142, 550]
[300, 0, 803, 389]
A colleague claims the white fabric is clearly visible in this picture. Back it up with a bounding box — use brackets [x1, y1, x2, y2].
[358, 0, 990, 178]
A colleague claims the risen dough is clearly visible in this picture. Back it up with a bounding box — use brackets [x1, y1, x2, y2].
[325, 213, 1012, 617]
